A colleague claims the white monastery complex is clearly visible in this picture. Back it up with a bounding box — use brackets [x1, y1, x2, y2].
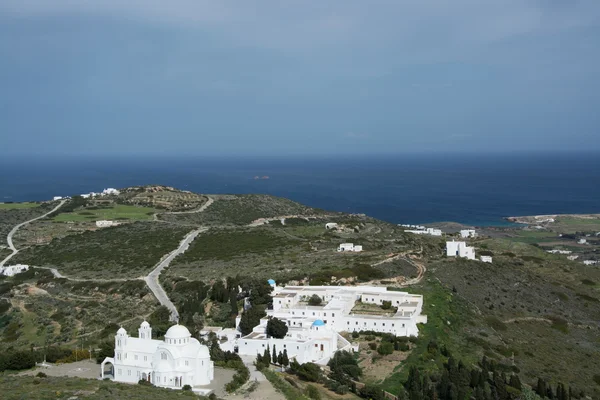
[0, 264, 29, 277]
[101, 322, 214, 389]
[223, 281, 426, 365]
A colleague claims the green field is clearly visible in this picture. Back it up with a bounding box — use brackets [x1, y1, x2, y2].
[53, 204, 157, 222]
[0, 202, 41, 210]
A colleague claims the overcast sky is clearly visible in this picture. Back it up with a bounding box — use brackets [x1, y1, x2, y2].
[1, 1, 599, 156]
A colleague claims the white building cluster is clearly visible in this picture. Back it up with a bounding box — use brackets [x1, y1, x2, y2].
[80, 188, 121, 199]
[0, 264, 29, 277]
[101, 322, 214, 390]
[547, 249, 572, 255]
[406, 227, 442, 237]
[225, 282, 426, 365]
[337, 243, 363, 252]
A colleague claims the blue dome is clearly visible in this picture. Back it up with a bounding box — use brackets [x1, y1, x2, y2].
[267, 279, 276, 285]
[312, 319, 325, 327]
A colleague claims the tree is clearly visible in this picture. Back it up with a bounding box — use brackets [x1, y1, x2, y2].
[381, 300, 392, 310]
[272, 345, 278, 364]
[509, 375, 522, 391]
[277, 351, 283, 366]
[282, 349, 289, 367]
[308, 294, 322, 306]
[238, 306, 266, 336]
[536, 378, 547, 398]
[229, 291, 238, 316]
[266, 317, 288, 339]
[96, 341, 115, 364]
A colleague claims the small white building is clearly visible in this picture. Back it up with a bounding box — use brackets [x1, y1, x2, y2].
[102, 188, 120, 196]
[578, 239, 587, 245]
[337, 243, 362, 252]
[53, 196, 63, 201]
[460, 229, 477, 239]
[325, 223, 338, 230]
[567, 255, 579, 261]
[547, 250, 572, 255]
[227, 282, 426, 365]
[583, 260, 598, 266]
[480, 256, 493, 263]
[446, 241, 476, 260]
[0, 264, 29, 277]
[96, 220, 115, 228]
[101, 322, 214, 389]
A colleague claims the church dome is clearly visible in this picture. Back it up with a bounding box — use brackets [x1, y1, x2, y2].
[140, 320, 150, 328]
[117, 327, 127, 335]
[165, 324, 191, 339]
[312, 319, 325, 327]
[197, 345, 210, 359]
[267, 279, 276, 285]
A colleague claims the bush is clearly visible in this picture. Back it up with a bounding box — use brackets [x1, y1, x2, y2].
[182, 384, 192, 391]
[308, 294, 323, 306]
[305, 384, 321, 400]
[377, 342, 394, 355]
[381, 300, 392, 310]
[351, 331, 359, 339]
[368, 342, 377, 351]
[36, 372, 47, 378]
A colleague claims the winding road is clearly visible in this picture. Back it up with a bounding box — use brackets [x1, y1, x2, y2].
[145, 227, 208, 322]
[0, 200, 66, 268]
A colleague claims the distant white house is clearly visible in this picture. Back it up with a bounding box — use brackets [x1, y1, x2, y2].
[480, 256, 493, 263]
[446, 241, 476, 260]
[102, 188, 120, 196]
[325, 223, 338, 230]
[337, 243, 362, 252]
[583, 260, 598, 266]
[406, 227, 442, 237]
[460, 229, 477, 239]
[1, 264, 29, 277]
[96, 220, 116, 228]
[53, 196, 63, 201]
[547, 250, 572, 255]
[578, 239, 587, 244]
[81, 192, 98, 199]
[567, 255, 579, 261]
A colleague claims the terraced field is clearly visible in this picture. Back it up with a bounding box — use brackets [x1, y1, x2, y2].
[53, 204, 158, 222]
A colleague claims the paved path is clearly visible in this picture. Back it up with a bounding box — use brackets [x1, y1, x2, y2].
[33, 266, 140, 282]
[0, 200, 66, 268]
[145, 227, 207, 322]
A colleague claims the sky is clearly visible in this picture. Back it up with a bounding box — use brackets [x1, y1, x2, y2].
[1, 1, 599, 156]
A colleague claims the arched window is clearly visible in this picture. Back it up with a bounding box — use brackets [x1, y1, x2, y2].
[161, 352, 167, 360]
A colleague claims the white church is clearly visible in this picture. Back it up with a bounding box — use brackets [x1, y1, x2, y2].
[221, 280, 426, 365]
[101, 321, 214, 389]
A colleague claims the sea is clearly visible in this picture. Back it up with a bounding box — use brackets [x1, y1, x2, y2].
[1, 152, 599, 226]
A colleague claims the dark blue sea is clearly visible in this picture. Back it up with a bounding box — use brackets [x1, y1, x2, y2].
[1, 152, 599, 226]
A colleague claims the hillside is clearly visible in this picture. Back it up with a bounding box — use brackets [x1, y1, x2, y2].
[0, 187, 598, 398]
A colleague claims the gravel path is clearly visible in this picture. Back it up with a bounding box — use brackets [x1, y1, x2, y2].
[0, 200, 66, 268]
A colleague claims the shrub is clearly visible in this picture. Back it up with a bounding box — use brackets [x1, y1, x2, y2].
[182, 384, 192, 391]
[381, 300, 392, 310]
[377, 342, 394, 356]
[308, 294, 323, 306]
[368, 342, 377, 351]
[36, 372, 47, 378]
[351, 331, 359, 339]
[305, 385, 321, 400]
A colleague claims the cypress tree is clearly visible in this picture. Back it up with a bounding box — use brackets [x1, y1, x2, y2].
[277, 351, 283, 366]
[282, 349, 289, 367]
[272, 345, 277, 364]
[509, 374, 522, 391]
[536, 378, 547, 398]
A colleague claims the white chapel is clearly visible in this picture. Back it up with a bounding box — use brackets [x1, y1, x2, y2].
[101, 321, 214, 388]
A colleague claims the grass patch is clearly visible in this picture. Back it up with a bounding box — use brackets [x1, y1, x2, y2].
[0, 202, 41, 210]
[263, 369, 309, 400]
[53, 204, 158, 222]
[175, 228, 298, 262]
